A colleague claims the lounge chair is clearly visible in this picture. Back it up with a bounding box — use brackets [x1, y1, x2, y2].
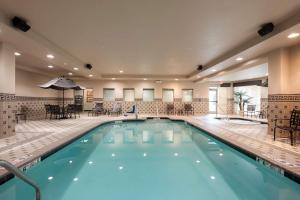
[109, 103, 122, 116]
[89, 103, 105, 116]
[273, 109, 300, 145]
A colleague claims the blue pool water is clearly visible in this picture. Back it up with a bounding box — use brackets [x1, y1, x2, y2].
[0, 119, 300, 200]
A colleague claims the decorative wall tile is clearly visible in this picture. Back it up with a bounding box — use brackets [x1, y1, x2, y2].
[15, 96, 74, 121]
[268, 94, 300, 136]
[0, 93, 17, 138]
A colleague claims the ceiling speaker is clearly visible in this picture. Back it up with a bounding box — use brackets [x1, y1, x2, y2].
[85, 64, 93, 70]
[258, 23, 274, 37]
[11, 16, 31, 32]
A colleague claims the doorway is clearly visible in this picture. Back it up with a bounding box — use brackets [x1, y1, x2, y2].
[209, 87, 218, 113]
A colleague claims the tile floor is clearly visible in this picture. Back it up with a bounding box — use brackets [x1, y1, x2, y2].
[0, 113, 300, 180]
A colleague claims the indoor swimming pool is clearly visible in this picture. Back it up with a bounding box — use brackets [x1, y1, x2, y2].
[0, 119, 299, 200]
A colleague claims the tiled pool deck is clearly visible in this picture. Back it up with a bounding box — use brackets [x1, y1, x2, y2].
[0, 114, 300, 183]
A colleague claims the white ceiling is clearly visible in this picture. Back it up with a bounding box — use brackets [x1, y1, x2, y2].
[208, 63, 268, 82]
[0, 0, 299, 80]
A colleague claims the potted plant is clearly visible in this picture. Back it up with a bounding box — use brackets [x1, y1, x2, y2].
[234, 91, 252, 115]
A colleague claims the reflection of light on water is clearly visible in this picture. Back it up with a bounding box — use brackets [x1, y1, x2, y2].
[196, 160, 200, 163]
[81, 139, 88, 143]
[48, 176, 53, 180]
[219, 153, 223, 156]
[119, 166, 124, 170]
[73, 177, 79, 181]
[210, 176, 216, 180]
[88, 161, 93, 165]
[112, 153, 116, 157]
[174, 153, 179, 157]
[143, 153, 147, 157]
[69, 160, 73, 164]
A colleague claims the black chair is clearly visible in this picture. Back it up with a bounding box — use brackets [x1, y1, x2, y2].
[166, 104, 175, 115]
[45, 104, 52, 119]
[243, 105, 256, 117]
[273, 109, 300, 145]
[16, 105, 28, 123]
[50, 105, 62, 119]
[184, 104, 194, 115]
[66, 104, 77, 119]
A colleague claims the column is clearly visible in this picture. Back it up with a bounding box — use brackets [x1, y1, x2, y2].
[0, 42, 16, 138]
[268, 45, 300, 135]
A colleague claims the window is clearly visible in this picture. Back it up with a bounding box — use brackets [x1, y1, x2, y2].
[143, 89, 154, 102]
[182, 89, 193, 102]
[123, 88, 135, 102]
[162, 89, 174, 102]
[103, 88, 115, 101]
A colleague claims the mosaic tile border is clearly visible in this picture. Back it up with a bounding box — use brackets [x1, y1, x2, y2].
[0, 93, 16, 102]
[268, 94, 300, 102]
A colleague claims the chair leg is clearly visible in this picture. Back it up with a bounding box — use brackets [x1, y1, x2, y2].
[290, 131, 294, 146]
[273, 127, 276, 141]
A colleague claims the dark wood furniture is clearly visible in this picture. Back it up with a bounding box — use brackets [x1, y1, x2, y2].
[166, 104, 175, 115]
[273, 109, 300, 145]
[184, 104, 194, 115]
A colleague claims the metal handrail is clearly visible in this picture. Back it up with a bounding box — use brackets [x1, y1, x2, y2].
[0, 160, 41, 200]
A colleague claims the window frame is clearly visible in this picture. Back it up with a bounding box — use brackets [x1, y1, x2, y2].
[142, 88, 155, 102]
[182, 89, 193, 102]
[162, 88, 174, 102]
[123, 88, 135, 102]
[103, 88, 115, 101]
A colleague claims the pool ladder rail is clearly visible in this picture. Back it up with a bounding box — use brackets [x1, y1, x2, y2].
[0, 159, 41, 200]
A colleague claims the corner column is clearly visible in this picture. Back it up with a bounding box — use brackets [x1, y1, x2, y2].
[268, 46, 300, 135]
[0, 42, 16, 138]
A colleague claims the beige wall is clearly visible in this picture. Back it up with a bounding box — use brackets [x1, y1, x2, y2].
[289, 45, 300, 94]
[0, 43, 15, 94]
[15, 68, 58, 97]
[268, 44, 300, 94]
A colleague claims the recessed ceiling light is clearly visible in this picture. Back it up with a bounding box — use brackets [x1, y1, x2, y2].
[73, 67, 79, 71]
[48, 65, 54, 69]
[46, 54, 54, 59]
[236, 57, 243, 61]
[89, 74, 93, 77]
[14, 52, 21, 56]
[288, 32, 300, 39]
[68, 72, 73, 76]
[143, 78, 147, 80]
[265, 73, 269, 76]
[119, 70, 124, 73]
[211, 69, 217, 72]
[112, 78, 116, 80]
[175, 78, 179, 81]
